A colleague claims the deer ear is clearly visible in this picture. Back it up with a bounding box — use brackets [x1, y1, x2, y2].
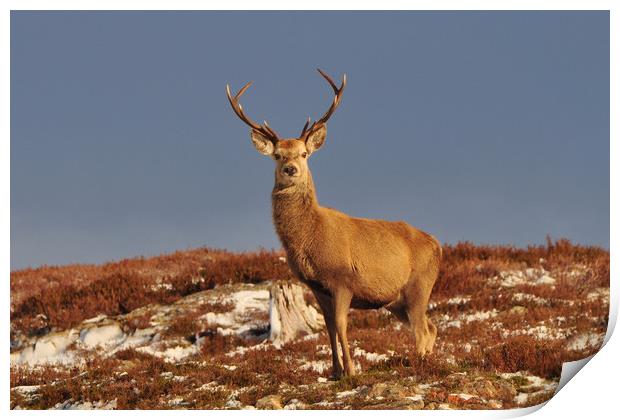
[305, 124, 327, 155]
[250, 129, 275, 156]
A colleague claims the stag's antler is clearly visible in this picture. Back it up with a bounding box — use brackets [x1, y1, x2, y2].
[226, 81, 280, 143]
[300, 69, 347, 139]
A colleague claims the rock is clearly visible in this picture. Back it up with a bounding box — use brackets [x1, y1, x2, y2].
[463, 378, 517, 401]
[354, 385, 371, 397]
[403, 396, 425, 409]
[385, 384, 407, 399]
[283, 398, 307, 409]
[379, 398, 424, 410]
[256, 395, 283, 410]
[369, 383, 388, 398]
[369, 383, 407, 399]
[442, 373, 468, 389]
[447, 393, 482, 406]
[225, 398, 241, 409]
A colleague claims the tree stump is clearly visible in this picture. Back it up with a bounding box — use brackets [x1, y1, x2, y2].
[269, 281, 324, 346]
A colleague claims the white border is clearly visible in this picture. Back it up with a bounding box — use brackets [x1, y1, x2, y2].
[3, 2, 615, 419]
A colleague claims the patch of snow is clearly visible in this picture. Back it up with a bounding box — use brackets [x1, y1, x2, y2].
[512, 293, 549, 306]
[451, 393, 476, 401]
[195, 381, 224, 392]
[82, 314, 108, 324]
[299, 359, 330, 374]
[515, 393, 529, 405]
[225, 342, 271, 357]
[447, 296, 471, 305]
[201, 289, 270, 338]
[353, 347, 391, 362]
[222, 364, 238, 371]
[566, 332, 604, 351]
[230, 290, 270, 313]
[336, 390, 358, 399]
[500, 372, 557, 392]
[586, 288, 610, 303]
[13, 330, 80, 366]
[80, 323, 126, 349]
[492, 268, 556, 288]
[150, 281, 174, 291]
[160, 372, 186, 382]
[284, 398, 305, 409]
[429, 296, 470, 310]
[11, 385, 40, 395]
[315, 344, 331, 356]
[111, 328, 157, 353]
[442, 310, 499, 328]
[301, 332, 320, 341]
[503, 325, 570, 340]
[167, 397, 185, 406]
[136, 344, 199, 362]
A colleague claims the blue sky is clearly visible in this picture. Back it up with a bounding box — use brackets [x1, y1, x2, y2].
[11, 11, 609, 269]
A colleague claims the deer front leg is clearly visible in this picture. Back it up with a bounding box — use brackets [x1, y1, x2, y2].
[311, 289, 343, 379]
[333, 287, 355, 377]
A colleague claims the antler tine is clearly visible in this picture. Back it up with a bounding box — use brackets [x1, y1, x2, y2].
[234, 81, 254, 100]
[317, 68, 339, 93]
[226, 82, 280, 143]
[300, 116, 311, 137]
[262, 120, 281, 140]
[300, 69, 347, 138]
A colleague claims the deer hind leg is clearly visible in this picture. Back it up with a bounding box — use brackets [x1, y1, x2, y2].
[311, 289, 343, 379]
[333, 287, 355, 376]
[403, 271, 438, 357]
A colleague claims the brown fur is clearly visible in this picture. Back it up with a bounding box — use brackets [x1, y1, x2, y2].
[248, 125, 442, 378]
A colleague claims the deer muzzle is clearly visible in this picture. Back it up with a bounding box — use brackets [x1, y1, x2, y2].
[282, 164, 299, 177]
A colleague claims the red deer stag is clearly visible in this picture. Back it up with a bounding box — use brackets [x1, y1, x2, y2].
[226, 69, 442, 378]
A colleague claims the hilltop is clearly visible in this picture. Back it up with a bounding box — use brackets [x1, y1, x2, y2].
[10, 240, 610, 409]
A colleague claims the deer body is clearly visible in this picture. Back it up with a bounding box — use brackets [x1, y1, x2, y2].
[226, 70, 441, 378]
[272, 173, 438, 307]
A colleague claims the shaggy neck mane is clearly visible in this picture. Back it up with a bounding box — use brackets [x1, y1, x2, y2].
[272, 172, 320, 252]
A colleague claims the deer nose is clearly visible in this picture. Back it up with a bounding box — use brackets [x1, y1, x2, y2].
[283, 165, 298, 176]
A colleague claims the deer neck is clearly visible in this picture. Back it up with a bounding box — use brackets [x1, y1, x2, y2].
[271, 171, 320, 253]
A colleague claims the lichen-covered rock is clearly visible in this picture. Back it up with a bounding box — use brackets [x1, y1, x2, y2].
[256, 395, 283, 410]
[463, 378, 517, 401]
[508, 306, 528, 316]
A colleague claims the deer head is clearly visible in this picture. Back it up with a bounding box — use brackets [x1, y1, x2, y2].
[226, 69, 346, 189]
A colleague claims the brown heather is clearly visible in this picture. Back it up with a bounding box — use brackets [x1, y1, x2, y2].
[11, 248, 287, 334]
[10, 238, 610, 409]
[11, 238, 607, 337]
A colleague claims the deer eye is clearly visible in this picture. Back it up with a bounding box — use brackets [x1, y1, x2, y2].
[274, 153, 281, 160]
[301, 152, 308, 158]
